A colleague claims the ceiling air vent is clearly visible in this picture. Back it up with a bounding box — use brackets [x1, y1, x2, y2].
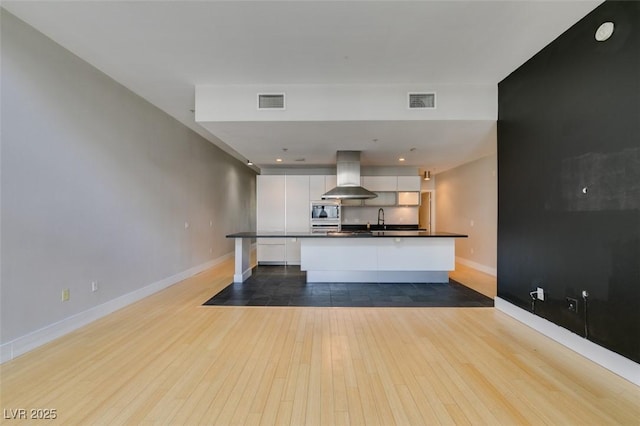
[258, 93, 285, 110]
[408, 93, 436, 109]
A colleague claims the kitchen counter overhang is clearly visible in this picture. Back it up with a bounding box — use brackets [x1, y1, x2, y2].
[227, 231, 467, 283]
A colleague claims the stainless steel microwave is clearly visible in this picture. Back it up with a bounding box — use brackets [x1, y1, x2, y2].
[310, 201, 341, 231]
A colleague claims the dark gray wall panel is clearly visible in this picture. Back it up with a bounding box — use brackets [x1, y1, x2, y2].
[498, 1, 640, 362]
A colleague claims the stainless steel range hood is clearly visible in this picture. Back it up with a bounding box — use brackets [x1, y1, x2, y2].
[322, 151, 378, 200]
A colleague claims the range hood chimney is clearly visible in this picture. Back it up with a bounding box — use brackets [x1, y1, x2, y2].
[322, 151, 378, 200]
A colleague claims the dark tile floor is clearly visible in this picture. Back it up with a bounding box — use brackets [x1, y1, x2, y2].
[203, 266, 493, 308]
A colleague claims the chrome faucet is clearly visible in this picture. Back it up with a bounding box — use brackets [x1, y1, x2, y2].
[377, 208, 385, 228]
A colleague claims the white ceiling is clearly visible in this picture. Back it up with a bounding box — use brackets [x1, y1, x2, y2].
[3, 0, 601, 173]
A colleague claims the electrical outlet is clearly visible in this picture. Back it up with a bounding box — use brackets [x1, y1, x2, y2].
[61, 289, 70, 302]
[567, 297, 578, 313]
[536, 287, 544, 301]
[91, 281, 98, 292]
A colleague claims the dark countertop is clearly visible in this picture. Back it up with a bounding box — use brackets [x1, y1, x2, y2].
[227, 230, 467, 238]
[341, 224, 423, 231]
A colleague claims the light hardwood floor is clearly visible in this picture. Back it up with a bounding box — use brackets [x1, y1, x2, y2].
[1, 258, 638, 425]
[449, 263, 496, 299]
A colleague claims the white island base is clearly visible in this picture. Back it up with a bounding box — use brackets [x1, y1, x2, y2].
[300, 237, 455, 283]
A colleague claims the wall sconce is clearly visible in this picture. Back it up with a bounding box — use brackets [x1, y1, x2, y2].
[423, 171, 431, 181]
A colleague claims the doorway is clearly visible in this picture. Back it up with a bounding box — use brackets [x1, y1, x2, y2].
[419, 192, 432, 231]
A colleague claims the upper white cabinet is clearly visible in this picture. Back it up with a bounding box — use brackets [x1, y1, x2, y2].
[362, 176, 397, 191]
[398, 191, 420, 206]
[309, 175, 337, 201]
[355, 175, 421, 206]
[397, 176, 421, 191]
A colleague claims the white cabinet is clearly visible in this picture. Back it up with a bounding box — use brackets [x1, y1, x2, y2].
[397, 176, 421, 191]
[397, 176, 420, 206]
[398, 192, 420, 206]
[257, 176, 285, 231]
[362, 176, 397, 191]
[257, 243, 286, 263]
[325, 175, 337, 192]
[301, 238, 455, 283]
[339, 175, 421, 206]
[310, 175, 338, 200]
[377, 238, 455, 271]
[286, 238, 302, 264]
[257, 175, 310, 265]
[285, 176, 309, 265]
[286, 176, 310, 231]
[257, 175, 286, 264]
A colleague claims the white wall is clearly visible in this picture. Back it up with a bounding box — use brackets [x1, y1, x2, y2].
[0, 11, 256, 347]
[436, 154, 497, 275]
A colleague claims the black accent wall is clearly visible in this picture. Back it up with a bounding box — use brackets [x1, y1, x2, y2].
[498, 1, 640, 363]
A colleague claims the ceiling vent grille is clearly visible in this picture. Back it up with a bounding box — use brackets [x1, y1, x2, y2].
[408, 93, 436, 109]
[258, 93, 285, 110]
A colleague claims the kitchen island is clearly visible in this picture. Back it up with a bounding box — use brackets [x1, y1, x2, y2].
[226, 231, 467, 283]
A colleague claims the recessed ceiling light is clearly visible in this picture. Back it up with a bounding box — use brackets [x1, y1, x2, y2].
[399, 157, 405, 162]
[595, 22, 614, 42]
[276, 158, 283, 162]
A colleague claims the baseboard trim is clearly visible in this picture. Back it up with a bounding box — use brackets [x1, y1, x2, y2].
[495, 297, 640, 387]
[0, 252, 233, 364]
[456, 256, 497, 276]
[234, 267, 252, 283]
